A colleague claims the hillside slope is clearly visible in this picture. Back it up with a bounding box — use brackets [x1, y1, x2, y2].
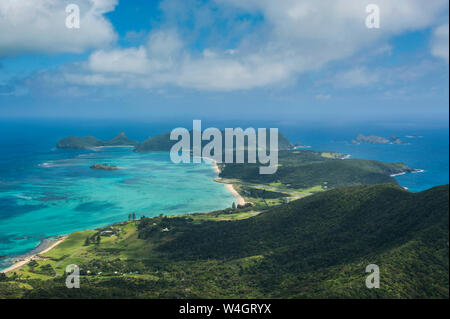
[152, 184, 450, 298]
[56, 132, 138, 149]
[134, 131, 294, 152]
[2, 184, 447, 299]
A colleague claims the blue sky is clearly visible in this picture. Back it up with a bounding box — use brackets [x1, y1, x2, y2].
[0, 0, 448, 124]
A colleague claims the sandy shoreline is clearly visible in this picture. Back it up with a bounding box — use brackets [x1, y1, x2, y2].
[1, 236, 67, 274]
[224, 183, 246, 206]
[202, 157, 246, 206]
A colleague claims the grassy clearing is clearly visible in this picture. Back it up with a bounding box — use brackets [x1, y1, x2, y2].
[190, 211, 261, 222]
[296, 185, 325, 194]
[321, 152, 343, 159]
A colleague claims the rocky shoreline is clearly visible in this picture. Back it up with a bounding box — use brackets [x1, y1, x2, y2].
[0, 236, 66, 274]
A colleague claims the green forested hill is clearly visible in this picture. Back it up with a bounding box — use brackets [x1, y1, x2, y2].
[133, 131, 173, 152]
[2, 184, 447, 299]
[56, 135, 104, 149]
[159, 185, 448, 272]
[56, 132, 138, 149]
[219, 151, 413, 189]
[56, 130, 293, 151]
[134, 131, 294, 152]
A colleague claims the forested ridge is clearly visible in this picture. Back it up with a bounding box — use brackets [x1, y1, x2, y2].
[2, 184, 447, 299]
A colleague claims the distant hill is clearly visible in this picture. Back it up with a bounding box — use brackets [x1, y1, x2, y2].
[56, 130, 293, 152]
[219, 150, 414, 189]
[102, 132, 139, 147]
[56, 136, 104, 149]
[56, 132, 138, 149]
[134, 132, 173, 152]
[351, 134, 406, 145]
[134, 131, 294, 153]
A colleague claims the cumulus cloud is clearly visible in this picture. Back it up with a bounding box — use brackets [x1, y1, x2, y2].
[88, 47, 151, 74]
[0, 0, 117, 56]
[330, 61, 442, 88]
[431, 24, 449, 63]
[333, 67, 380, 88]
[48, 0, 450, 90]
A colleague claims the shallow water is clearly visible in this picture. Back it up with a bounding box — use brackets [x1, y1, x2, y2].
[0, 146, 235, 270]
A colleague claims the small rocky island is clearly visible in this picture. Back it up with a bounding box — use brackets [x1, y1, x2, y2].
[90, 164, 119, 171]
[351, 134, 407, 145]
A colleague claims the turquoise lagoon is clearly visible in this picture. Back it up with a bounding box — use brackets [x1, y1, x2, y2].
[0, 146, 235, 270]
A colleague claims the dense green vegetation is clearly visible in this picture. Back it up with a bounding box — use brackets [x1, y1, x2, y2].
[57, 132, 138, 149]
[2, 184, 447, 299]
[102, 132, 139, 147]
[219, 150, 413, 189]
[57, 129, 293, 153]
[133, 132, 173, 152]
[56, 135, 104, 149]
[134, 130, 293, 153]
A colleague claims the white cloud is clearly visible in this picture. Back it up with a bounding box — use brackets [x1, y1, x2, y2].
[333, 67, 380, 88]
[58, 0, 448, 90]
[330, 61, 442, 88]
[0, 0, 117, 56]
[176, 57, 290, 90]
[371, 44, 393, 57]
[147, 30, 183, 59]
[88, 47, 151, 74]
[64, 73, 123, 86]
[431, 24, 449, 63]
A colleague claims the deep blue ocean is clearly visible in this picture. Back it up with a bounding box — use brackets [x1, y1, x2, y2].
[0, 118, 448, 270]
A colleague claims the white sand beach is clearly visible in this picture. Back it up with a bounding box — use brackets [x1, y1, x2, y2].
[225, 183, 246, 206]
[202, 157, 246, 206]
[1, 236, 67, 274]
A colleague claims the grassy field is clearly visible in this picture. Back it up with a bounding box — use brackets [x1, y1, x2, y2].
[5, 208, 263, 281]
[320, 152, 344, 159]
[9, 225, 137, 280]
[216, 179, 323, 210]
[176, 210, 261, 222]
